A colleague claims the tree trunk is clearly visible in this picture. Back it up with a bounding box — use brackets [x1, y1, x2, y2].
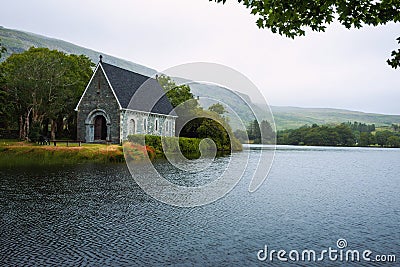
[50, 119, 57, 140]
[56, 116, 64, 138]
[25, 113, 30, 141]
[19, 115, 24, 140]
[24, 117, 29, 140]
[42, 118, 49, 137]
[24, 107, 33, 141]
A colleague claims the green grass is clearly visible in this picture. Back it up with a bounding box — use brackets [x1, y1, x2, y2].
[374, 126, 397, 132]
[0, 140, 127, 167]
[0, 135, 237, 167]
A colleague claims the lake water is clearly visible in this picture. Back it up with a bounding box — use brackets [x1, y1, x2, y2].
[1, 145, 399, 266]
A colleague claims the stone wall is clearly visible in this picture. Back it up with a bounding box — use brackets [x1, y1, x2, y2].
[120, 110, 176, 141]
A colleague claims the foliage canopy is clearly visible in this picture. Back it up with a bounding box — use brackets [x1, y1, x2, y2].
[0, 47, 94, 140]
[158, 75, 242, 151]
[277, 122, 400, 147]
[0, 38, 6, 59]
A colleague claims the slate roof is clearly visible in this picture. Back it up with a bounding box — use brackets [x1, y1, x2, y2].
[101, 62, 176, 116]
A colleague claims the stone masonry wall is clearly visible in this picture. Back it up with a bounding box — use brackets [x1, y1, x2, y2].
[76, 65, 121, 143]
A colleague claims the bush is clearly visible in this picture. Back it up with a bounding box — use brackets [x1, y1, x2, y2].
[127, 134, 234, 157]
[28, 121, 42, 142]
[123, 141, 155, 161]
[387, 136, 400, 148]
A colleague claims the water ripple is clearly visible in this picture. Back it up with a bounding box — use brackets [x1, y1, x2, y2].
[1, 147, 399, 266]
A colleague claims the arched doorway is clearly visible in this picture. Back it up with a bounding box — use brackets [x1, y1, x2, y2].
[85, 109, 111, 143]
[94, 115, 107, 140]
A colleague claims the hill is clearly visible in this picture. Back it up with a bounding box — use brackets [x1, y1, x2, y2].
[1, 26, 399, 131]
[190, 82, 400, 130]
[269, 106, 400, 130]
[0, 26, 156, 76]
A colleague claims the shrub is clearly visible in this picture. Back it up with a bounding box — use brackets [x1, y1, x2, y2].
[127, 134, 229, 157]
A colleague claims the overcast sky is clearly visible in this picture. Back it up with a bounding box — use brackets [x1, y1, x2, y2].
[2, 0, 400, 114]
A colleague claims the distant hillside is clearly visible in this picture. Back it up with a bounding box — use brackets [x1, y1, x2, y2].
[190, 82, 400, 130]
[270, 106, 400, 130]
[189, 82, 272, 130]
[0, 26, 156, 76]
[1, 26, 399, 131]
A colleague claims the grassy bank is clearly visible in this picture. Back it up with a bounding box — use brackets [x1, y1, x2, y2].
[0, 134, 241, 167]
[0, 140, 127, 167]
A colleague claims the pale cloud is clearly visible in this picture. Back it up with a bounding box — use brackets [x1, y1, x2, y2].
[2, 0, 400, 114]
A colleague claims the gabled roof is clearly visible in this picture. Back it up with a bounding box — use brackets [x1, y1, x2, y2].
[76, 61, 176, 117]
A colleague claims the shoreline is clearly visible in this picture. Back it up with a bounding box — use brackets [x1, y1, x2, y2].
[0, 141, 126, 167]
[0, 139, 234, 167]
[244, 143, 400, 149]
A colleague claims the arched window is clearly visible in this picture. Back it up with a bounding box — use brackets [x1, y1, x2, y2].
[155, 118, 159, 132]
[143, 118, 147, 133]
[128, 119, 136, 135]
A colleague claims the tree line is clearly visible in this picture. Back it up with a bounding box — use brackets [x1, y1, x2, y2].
[277, 122, 400, 148]
[0, 47, 94, 140]
[234, 119, 275, 144]
[233, 120, 400, 148]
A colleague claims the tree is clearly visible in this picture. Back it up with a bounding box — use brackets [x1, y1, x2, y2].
[208, 103, 227, 115]
[247, 119, 261, 143]
[260, 120, 275, 144]
[387, 37, 400, 69]
[0, 58, 14, 129]
[211, 0, 400, 68]
[158, 74, 242, 151]
[197, 118, 230, 150]
[335, 124, 355, 146]
[375, 130, 392, 147]
[286, 126, 309, 145]
[0, 90, 16, 129]
[0, 38, 6, 59]
[387, 135, 400, 147]
[0, 47, 94, 140]
[276, 123, 357, 146]
[157, 75, 200, 135]
[157, 75, 195, 108]
[359, 132, 373, 147]
[233, 129, 248, 143]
